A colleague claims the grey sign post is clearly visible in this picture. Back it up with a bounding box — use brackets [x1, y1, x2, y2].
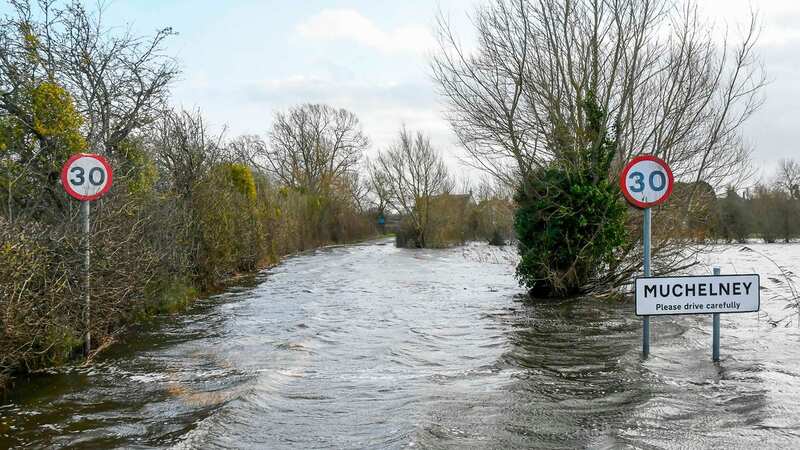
[61, 153, 113, 356]
[82, 200, 91, 354]
[642, 207, 651, 357]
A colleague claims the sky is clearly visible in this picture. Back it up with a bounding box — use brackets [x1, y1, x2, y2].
[17, 0, 800, 180]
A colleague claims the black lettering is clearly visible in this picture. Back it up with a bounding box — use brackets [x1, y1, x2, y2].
[685, 284, 696, 296]
[645, 285, 657, 298]
[672, 284, 683, 297]
[698, 284, 707, 296]
[659, 285, 670, 297]
[743, 282, 752, 295]
[733, 283, 741, 295]
[720, 283, 730, 296]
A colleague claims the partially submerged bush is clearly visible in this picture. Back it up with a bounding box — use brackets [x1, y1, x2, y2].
[0, 219, 82, 379]
[514, 93, 627, 298]
[470, 197, 514, 246]
[514, 168, 626, 297]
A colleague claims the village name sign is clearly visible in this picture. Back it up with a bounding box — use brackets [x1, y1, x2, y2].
[635, 274, 760, 316]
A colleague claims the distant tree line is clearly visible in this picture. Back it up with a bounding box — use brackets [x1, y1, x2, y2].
[711, 160, 800, 243]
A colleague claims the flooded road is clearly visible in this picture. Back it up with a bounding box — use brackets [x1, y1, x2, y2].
[2, 239, 800, 448]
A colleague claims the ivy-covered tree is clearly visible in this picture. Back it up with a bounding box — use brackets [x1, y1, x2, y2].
[514, 94, 627, 297]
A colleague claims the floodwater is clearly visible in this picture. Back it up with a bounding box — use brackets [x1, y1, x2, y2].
[1, 239, 800, 449]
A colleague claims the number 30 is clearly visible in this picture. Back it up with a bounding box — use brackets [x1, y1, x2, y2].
[69, 167, 106, 186]
[628, 170, 666, 193]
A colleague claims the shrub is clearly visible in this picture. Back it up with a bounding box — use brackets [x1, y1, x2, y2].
[0, 219, 82, 378]
[514, 168, 627, 297]
[716, 187, 752, 243]
[470, 197, 514, 245]
[514, 93, 626, 298]
[192, 164, 264, 283]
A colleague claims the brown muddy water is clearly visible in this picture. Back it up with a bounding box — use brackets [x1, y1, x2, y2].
[1, 239, 799, 449]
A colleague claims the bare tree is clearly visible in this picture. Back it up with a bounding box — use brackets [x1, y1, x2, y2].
[365, 157, 392, 216]
[776, 158, 800, 200]
[227, 134, 268, 172]
[433, 0, 764, 190]
[267, 104, 369, 194]
[0, 0, 178, 223]
[148, 109, 224, 200]
[370, 127, 454, 247]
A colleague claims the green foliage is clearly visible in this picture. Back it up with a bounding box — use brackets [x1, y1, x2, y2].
[1, 81, 87, 221]
[222, 163, 257, 201]
[140, 278, 198, 317]
[193, 166, 260, 283]
[191, 163, 261, 284]
[514, 93, 627, 297]
[0, 116, 26, 152]
[30, 81, 86, 155]
[514, 169, 627, 297]
[117, 138, 159, 197]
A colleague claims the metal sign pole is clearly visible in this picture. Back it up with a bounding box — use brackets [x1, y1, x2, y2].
[642, 207, 651, 358]
[82, 200, 91, 355]
[712, 266, 721, 361]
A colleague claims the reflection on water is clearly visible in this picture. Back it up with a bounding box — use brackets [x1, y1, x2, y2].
[1, 240, 799, 449]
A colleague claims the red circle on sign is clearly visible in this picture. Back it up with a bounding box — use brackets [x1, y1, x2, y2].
[60, 153, 114, 201]
[619, 154, 674, 209]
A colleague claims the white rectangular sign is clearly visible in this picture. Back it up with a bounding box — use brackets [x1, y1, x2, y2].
[635, 274, 760, 316]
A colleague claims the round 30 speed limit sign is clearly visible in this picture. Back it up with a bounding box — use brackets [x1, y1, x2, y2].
[60, 153, 113, 201]
[619, 155, 673, 208]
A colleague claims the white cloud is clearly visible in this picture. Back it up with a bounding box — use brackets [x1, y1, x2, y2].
[296, 9, 436, 54]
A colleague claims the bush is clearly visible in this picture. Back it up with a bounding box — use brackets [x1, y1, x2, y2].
[716, 187, 752, 243]
[0, 219, 82, 379]
[513, 92, 626, 298]
[488, 229, 507, 246]
[192, 164, 264, 284]
[514, 168, 627, 297]
[0, 102, 378, 391]
[469, 197, 514, 245]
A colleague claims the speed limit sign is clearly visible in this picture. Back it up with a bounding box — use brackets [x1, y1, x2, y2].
[619, 155, 673, 208]
[60, 153, 113, 201]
